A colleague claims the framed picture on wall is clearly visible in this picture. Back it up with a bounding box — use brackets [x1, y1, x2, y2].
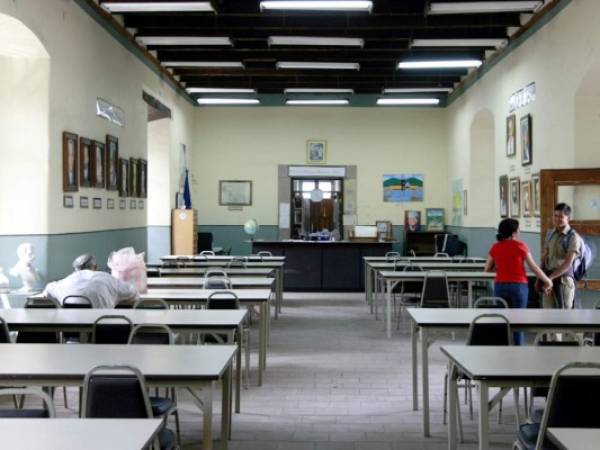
[93, 197, 102, 209]
[219, 180, 252, 206]
[107, 198, 115, 210]
[521, 180, 532, 217]
[80, 196, 89, 209]
[306, 140, 327, 164]
[404, 210, 421, 232]
[506, 114, 516, 157]
[510, 177, 521, 217]
[532, 173, 541, 217]
[79, 137, 92, 187]
[105, 135, 119, 191]
[138, 159, 147, 198]
[499, 175, 509, 218]
[62, 131, 79, 192]
[521, 114, 532, 165]
[118, 158, 129, 197]
[63, 195, 74, 208]
[91, 140, 105, 188]
[129, 158, 139, 197]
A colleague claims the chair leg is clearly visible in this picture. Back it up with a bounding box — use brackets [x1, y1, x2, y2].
[456, 387, 464, 443]
[468, 380, 474, 420]
[443, 371, 448, 425]
[63, 386, 69, 409]
[498, 398, 503, 424]
[12, 395, 19, 409]
[244, 328, 250, 389]
[172, 388, 181, 443]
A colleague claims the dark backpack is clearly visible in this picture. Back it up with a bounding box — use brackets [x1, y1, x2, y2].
[546, 229, 595, 281]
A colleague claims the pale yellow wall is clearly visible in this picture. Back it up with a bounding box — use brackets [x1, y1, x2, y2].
[191, 107, 449, 226]
[0, 0, 196, 234]
[447, 0, 600, 232]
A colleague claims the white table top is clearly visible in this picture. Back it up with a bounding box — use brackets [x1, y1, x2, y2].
[408, 308, 600, 328]
[369, 262, 485, 270]
[547, 428, 600, 450]
[0, 419, 162, 450]
[441, 345, 600, 381]
[0, 308, 247, 330]
[162, 255, 285, 262]
[162, 261, 285, 269]
[141, 288, 271, 303]
[147, 277, 275, 288]
[0, 344, 237, 382]
[157, 267, 276, 276]
[364, 256, 486, 262]
[380, 270, 496, 280]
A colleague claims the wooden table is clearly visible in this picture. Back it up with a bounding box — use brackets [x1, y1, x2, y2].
[0, 344, 236, 450]
[409, 307, 600, 438]
[547, 428, 600, 450]
[0, 418, 163, 450]
[442, 346, 600, 450]
[0, 308, 247, 413]
[141, 288, 271, 386]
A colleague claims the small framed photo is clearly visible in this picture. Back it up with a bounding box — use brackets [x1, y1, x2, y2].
[521, 180, 532, 217]
[510, 177, 521, 217]
[138, 159, 147, 198]
[107, 198, 115, 210]
[506, 115, 516, 157]
[91, 140, 105, 188]
[375, 220, 392, 240]
[425, 208, 445, 231]
[521, 114, 532, 165]
[118, 158, 129, 197]
[119, 199, 126, 210]
[138, 200, 144, 210]
[105, 135, 119, 191]
[404, 210, 421, 232]
[79, 137, 93, 187]
[62, 132, 79, 192]
[219, 180, 252, 206]
[63, 195, 74, 208]
[129, 158, 139, 197]
[499, 175, 509, 218]
[130, 199, 136, 209]
[80, 196, 89, 209]
[532, 173, 541, 217]
[93, 197, 102, 209]
[306, 140, 327, 165]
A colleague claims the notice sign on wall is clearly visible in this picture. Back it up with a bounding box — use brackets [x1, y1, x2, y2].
[508, 82, 536, 113]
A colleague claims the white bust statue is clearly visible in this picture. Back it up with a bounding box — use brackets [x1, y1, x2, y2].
[9, 243, 42, 292]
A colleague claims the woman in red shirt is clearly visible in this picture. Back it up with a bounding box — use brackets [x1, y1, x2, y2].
[485, 218, 552, 344]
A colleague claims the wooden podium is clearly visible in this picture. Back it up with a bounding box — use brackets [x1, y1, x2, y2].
[171, 209, 198, 254]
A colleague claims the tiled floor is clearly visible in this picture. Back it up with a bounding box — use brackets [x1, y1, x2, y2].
[9, 293, 522, 449]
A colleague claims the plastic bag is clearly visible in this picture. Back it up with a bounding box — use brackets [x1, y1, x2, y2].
[107, 247, 147, 293]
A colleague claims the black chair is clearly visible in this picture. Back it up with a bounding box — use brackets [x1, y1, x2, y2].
[62, 295, 93, 344]
[255, 251, 272, 261]
[204, 277, 232, 290]
[197, 232, 213, 253]
[0, 388, 55, 418]
[385, 251, 401, 262]
[473, 297, 509, 308]
[134, 298, 170, 310]
[91, 315, 133, 344]
[199, 250, 215, 257]
[514, 362, 600, 450]
[420, 271, 450, 308]
[227, 257, 247, 269]
[16, 297, 60, 345]
[204, 269, 228, 279]
[395, 264, 423, 329]
[81, 365, 176, 450]
[0, 317, 10, 343]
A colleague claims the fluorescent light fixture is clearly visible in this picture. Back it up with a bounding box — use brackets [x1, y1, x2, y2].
[429, 1, 543, 15]
[277, 61, 360, 70]
[197, 98, 260, 105]
[377, 98, 440, 106]
[411, 38, 507, 48]
[284, 88, 354, 94]
[187, 88, 256, 94]
[260, 1, 373, 12]
[383, 87, 453, 94]
[398, 60, 482, 69]
[163, 61, 245, 68]
[286, 99, 349, 105]
[136, 36, 232, 46]
[101, 2, 214, 13]
[269, 36, 364, 47]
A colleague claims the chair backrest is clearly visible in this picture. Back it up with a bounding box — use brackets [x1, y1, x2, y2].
[534, 331, 583, 346]
[0, 317, 11, 343]
[400, 264, 424, 294]
[205, 269, 228, 279]
[24, 297, 61, 308]
[0, 388, 56, 418]
[409, 249, 416, 257]
[133, 298, 169, 310]
[128, 324, 173, 345]
[92, 315, 133, 344]
[63, 295, 93, 309]
[227, 257, 247, 268]
[466, 313, 512, 346]
[434, 252, 451, 259]
[385, 251, 401, 262]
[81, 365, 152, 419]
[199, 250, 215, 257]
[205, 277, 232, 290]
[256, 251, 272, 259]
[420, 271, 450, 308]
[17, 298, 60, 344]
[393, 260, 411, 271]
[207, 291, 240, 310]
[474, 297, 509, 309]
[536, 362, 600, 450]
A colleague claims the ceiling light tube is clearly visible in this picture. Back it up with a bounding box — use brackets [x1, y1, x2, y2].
[101, 2, 215, 13]
[411, 38, 508, 48]
[383, 88, 453, 94]
[286, 99, 350, 105]
[197, 98, 260, 105]
[260, 1, 373, 12]
[284, 88, 354, 94]
[377, 98, 440, 106]
[397, 60, 482, 69]
[187, 88, 256, 94]
[429, 1, 543, 15]
[136, 36, 232, 46]
[163, 61, 245, 68]
[277, 61, 360, 70]
[269, 36, 364, 47]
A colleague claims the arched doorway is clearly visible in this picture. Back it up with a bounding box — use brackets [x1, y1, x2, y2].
[468, 109, 495, 227]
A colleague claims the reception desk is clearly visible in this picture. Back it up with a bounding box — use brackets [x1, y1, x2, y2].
[252, 240, 394, 291]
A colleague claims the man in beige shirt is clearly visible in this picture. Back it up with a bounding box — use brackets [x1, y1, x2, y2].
[541, 203, 582, 309]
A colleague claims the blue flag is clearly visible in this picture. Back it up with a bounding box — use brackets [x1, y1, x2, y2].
[183, 170, 192, 209]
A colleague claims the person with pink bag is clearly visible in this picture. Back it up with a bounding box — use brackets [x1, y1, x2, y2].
[107, 247, 148, 293]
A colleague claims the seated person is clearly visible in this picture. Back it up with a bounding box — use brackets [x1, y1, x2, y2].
[43, 254, 138, 308]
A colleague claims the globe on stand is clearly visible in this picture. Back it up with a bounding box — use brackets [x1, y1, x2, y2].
[244, 219, 259, 241]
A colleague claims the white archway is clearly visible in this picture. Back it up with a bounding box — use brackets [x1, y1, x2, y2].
[468, 109, 495, 227]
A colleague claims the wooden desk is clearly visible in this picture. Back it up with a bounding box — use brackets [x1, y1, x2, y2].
[0, 344, 236, 450]
[547, 428, 600, 450]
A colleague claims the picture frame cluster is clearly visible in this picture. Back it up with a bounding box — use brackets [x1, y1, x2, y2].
[506, 113, 532, 165]
[498, 173, 540, 219]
